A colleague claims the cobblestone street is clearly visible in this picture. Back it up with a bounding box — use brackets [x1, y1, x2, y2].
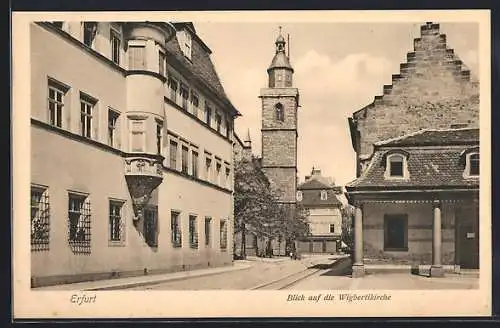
[123, 255, 479, 291]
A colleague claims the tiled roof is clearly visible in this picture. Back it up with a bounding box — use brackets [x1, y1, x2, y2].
[165, 24, 240, 116]
[298, 179, 331, 190]
[375, 128, 479, 147]
[346, 147, 479, 190]
[299, 189, 343, 207]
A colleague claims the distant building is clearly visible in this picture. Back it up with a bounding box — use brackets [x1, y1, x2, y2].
[296, 168, 344, 254]
[346, 22, 480, 278]
[30, 21, 240, 287]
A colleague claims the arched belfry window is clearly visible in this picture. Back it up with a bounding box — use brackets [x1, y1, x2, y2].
[275, 103, 284, 122]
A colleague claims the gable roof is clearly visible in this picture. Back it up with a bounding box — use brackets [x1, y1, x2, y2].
[298, 188, 343, 208]
[298, 178, 331, 190]
[165, 23, 240, 117]
[346, 146, 479, 190]
[375, 128, 479, 147]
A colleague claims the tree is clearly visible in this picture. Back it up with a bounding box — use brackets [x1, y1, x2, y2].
[233, 158, 280, 258]
[341, 204, 355, 255]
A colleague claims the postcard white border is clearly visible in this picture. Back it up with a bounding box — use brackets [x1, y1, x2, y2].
[12, 9, 491, 318]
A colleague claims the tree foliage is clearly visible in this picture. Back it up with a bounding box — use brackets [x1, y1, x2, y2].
[341, 204, 355, 252]
[234, 158, 311, 257]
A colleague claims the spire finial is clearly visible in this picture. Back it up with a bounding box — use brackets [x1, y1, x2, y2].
[279, 25, 282, 35]
[245, 128, 251, 143]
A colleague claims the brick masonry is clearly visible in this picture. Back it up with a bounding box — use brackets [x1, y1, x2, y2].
[351, 22, 479, 174]
[260, 86, 299, 204]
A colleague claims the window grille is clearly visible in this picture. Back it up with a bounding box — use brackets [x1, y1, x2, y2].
[68, 194, 91, 255]
[220, 220, 228, 250]
[189, 215, 198, 249]
[109, 201, 124, 242]
[171, 212, 182, 247]
[144, 208, 158, 247]
[205, 217, 211, 246]
[31, 187, 50, 252]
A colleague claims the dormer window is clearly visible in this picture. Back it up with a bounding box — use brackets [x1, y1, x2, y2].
[384, 151, 409, 180]
[320, 191, 328, 200]
[465, 152, 480, 177]
[296, 191, 303, 201]
[389, 155, 404, 177]
[178, 29, 192, 60]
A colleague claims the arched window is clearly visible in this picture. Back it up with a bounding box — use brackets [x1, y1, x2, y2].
[389, 154, 404, 177]
[296, 191, 303, 201]
[275, 103, 284, 122]
[320, 190, 328, 200]
[384, 151, 409, 180]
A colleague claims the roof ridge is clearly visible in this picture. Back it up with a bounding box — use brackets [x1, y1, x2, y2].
[374, 127, 479, 146]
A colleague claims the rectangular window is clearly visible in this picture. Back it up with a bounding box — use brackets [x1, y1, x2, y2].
[144, 207, 158, 247]
[225, 120, 231, 139]
[156, 121, 163, 155]
[31, 186, 50, 252]
[111, 30, 121, 65]
[205, 217, 211, 246]
[168, 76, 178, 102]
[68, 193, 91, 254]
[181, 146, 189, 174]
[47, 80, 66, 128]
[329, 224, 335, 233]
[384, 214, 408, 251]
[191, 92, 199, 116]
[108, 109, 120, 147]
[158, 50, 166, 76]
[130, 120, 145, 152]
[169, 140, 178, 170]
[179, 30, 192, 59]
[205, 103, 212, 126]
[128, 45, 146, 70]
[189, 215, 198, 249]
[215, 113, 222, 133]
[220, 220, 228, 250]
[171, 211, 182, 247]
[192, 150, 199, 178]
[205, 156, 212, 181]
[469, 153, 480, 176]
[180, 84, 189, 110]
[216, 162, 222, 185]
[80, 94, 96, 139]
[83, 22, 97, 48]
[109, 201, 124, 242]
[225, 167, 231, 187]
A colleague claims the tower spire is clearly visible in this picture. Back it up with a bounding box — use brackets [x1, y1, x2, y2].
[244, 128, 252, 148]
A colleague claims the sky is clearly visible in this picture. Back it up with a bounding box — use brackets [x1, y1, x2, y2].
[194, 22, 479, 187]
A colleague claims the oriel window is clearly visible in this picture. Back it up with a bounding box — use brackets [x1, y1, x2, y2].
[156, 121, 163, 155]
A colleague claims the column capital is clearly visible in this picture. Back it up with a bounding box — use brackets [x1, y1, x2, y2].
[432, 199, 441, 208]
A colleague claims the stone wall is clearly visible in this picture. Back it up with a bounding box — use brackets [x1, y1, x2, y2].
[352, 22, 479, 169]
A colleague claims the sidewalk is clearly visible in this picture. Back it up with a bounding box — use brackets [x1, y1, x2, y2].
[33, 262, 253, 291]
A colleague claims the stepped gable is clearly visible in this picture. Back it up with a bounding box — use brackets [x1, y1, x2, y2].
[351, 22, 480, 159]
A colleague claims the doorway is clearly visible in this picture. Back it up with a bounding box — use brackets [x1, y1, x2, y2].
[455, 206, 479, 269]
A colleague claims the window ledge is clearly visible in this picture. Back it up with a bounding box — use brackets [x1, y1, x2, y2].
[384, 247, 409, 252]
[108, 241, 126, 247]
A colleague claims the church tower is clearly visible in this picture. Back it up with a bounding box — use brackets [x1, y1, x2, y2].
[260, 27, 299, 209]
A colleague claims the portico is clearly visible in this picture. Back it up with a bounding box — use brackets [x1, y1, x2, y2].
[347, 189, 479, 278]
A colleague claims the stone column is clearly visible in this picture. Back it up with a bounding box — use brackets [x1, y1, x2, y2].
[430, 200, 444, 277]
[352, 203, 365, 278]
